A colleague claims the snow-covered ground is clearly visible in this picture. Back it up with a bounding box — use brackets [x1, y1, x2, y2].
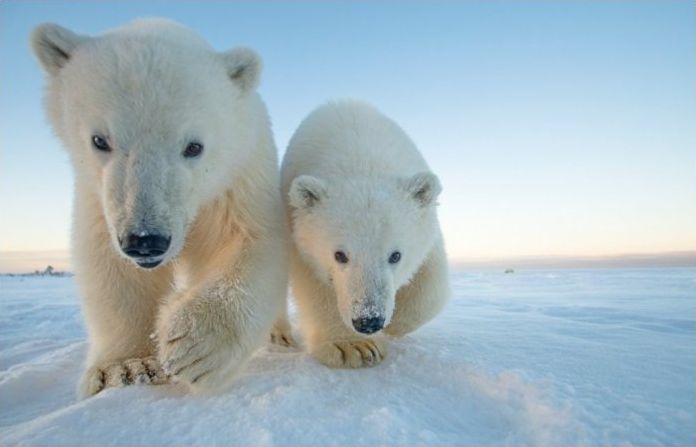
[1, 268, 694, 446]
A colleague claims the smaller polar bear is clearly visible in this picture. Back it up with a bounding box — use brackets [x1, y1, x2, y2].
[31, 19, 293, 398]
[281, 100, 450, 368]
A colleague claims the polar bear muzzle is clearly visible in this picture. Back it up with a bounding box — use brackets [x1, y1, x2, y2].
[118, 233, 171, 269]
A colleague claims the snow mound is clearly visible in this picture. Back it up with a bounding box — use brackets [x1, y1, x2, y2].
[1, 269, 694, 446]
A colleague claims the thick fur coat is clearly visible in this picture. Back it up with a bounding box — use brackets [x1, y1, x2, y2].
[282, 100, 450, 368]
[31, 19, 292, 397]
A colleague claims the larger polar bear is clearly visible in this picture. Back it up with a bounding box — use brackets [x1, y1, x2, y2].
[31, 19, 293, 398]
[282, 100, 450, 367]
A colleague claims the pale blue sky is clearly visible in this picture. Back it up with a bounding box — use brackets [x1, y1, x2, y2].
[1, 1, 695, 268]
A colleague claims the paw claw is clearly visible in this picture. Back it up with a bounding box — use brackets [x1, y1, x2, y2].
[270, 317, 296, 347]
[275, 334, 296, 347]
[191, 370, 212, 384]
[270, 327, 296, 348]
[167, 333, 188, 344]
[172, 353, 209, 377]
[79, 356, 167, 398]
[312, 339, 386, 369]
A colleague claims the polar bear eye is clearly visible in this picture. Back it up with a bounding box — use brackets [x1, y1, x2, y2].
[91, 135, 111, 152]
[388, 251, 401, 264]
[183, 142, 204, 158]
[334, 251, 349, 264]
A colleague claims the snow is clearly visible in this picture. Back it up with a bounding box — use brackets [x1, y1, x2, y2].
[1, 268, 694, 446]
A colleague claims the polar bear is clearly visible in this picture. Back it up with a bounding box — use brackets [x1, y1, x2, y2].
[31, 19, 293, 398]
[281, 100, 450, 368]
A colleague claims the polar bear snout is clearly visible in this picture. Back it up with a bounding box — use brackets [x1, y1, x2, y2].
[118, 233, 171, 269]
[352, 315, 385, 334]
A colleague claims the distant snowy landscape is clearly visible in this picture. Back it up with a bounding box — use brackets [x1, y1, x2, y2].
[1, 268, 694, 446]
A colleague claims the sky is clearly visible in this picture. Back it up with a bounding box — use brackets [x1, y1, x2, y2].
[1, 1, 695, 271]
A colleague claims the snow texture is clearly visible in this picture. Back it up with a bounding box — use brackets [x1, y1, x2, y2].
[1, 268, 694, 446]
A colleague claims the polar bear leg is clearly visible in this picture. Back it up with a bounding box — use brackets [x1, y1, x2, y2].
[73, 199, 175, 398]
[156, 236, 286, 392]
[77, 260, 173, 398]
[384, 240, 450, 337]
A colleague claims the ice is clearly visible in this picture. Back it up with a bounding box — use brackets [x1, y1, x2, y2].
[1, 268, 694, 446]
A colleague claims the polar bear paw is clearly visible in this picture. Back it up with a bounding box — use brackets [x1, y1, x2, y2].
[270, 317, 296, 347]
[312, 338, 386, 368]
[157, 301, 239, 390]
[78, 356, 167, 398]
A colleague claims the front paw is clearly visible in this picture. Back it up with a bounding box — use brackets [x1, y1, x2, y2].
[312, 338, 386, 368]
[157, 301, 235, 390]
[78, 356, 167, 399]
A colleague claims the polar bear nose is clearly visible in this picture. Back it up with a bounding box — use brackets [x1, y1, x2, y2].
[119, 233, 171, 259]
[352, 316, 385, 334]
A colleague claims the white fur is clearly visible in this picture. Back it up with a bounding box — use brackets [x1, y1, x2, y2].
[281, 100, 451, 368]
[31, 19, 293, 398]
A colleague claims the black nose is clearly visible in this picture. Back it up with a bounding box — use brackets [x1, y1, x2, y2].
[352, 316, 385, 334]
[120, 233, 171, 259]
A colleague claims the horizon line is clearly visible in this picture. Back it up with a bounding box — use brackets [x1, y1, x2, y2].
[0, 249, 694, 273]
[450, 250, 696, 269]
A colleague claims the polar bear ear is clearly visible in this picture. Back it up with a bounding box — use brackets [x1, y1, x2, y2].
[289, 175, 328, 209]
[220, 47, 262, 92]
[402, 172, 442, 207]
[31, 23, 88, 76]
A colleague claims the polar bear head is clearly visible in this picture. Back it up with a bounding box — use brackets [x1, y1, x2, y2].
[31, 19, 263, 269]
[289, 173, 442, 334]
